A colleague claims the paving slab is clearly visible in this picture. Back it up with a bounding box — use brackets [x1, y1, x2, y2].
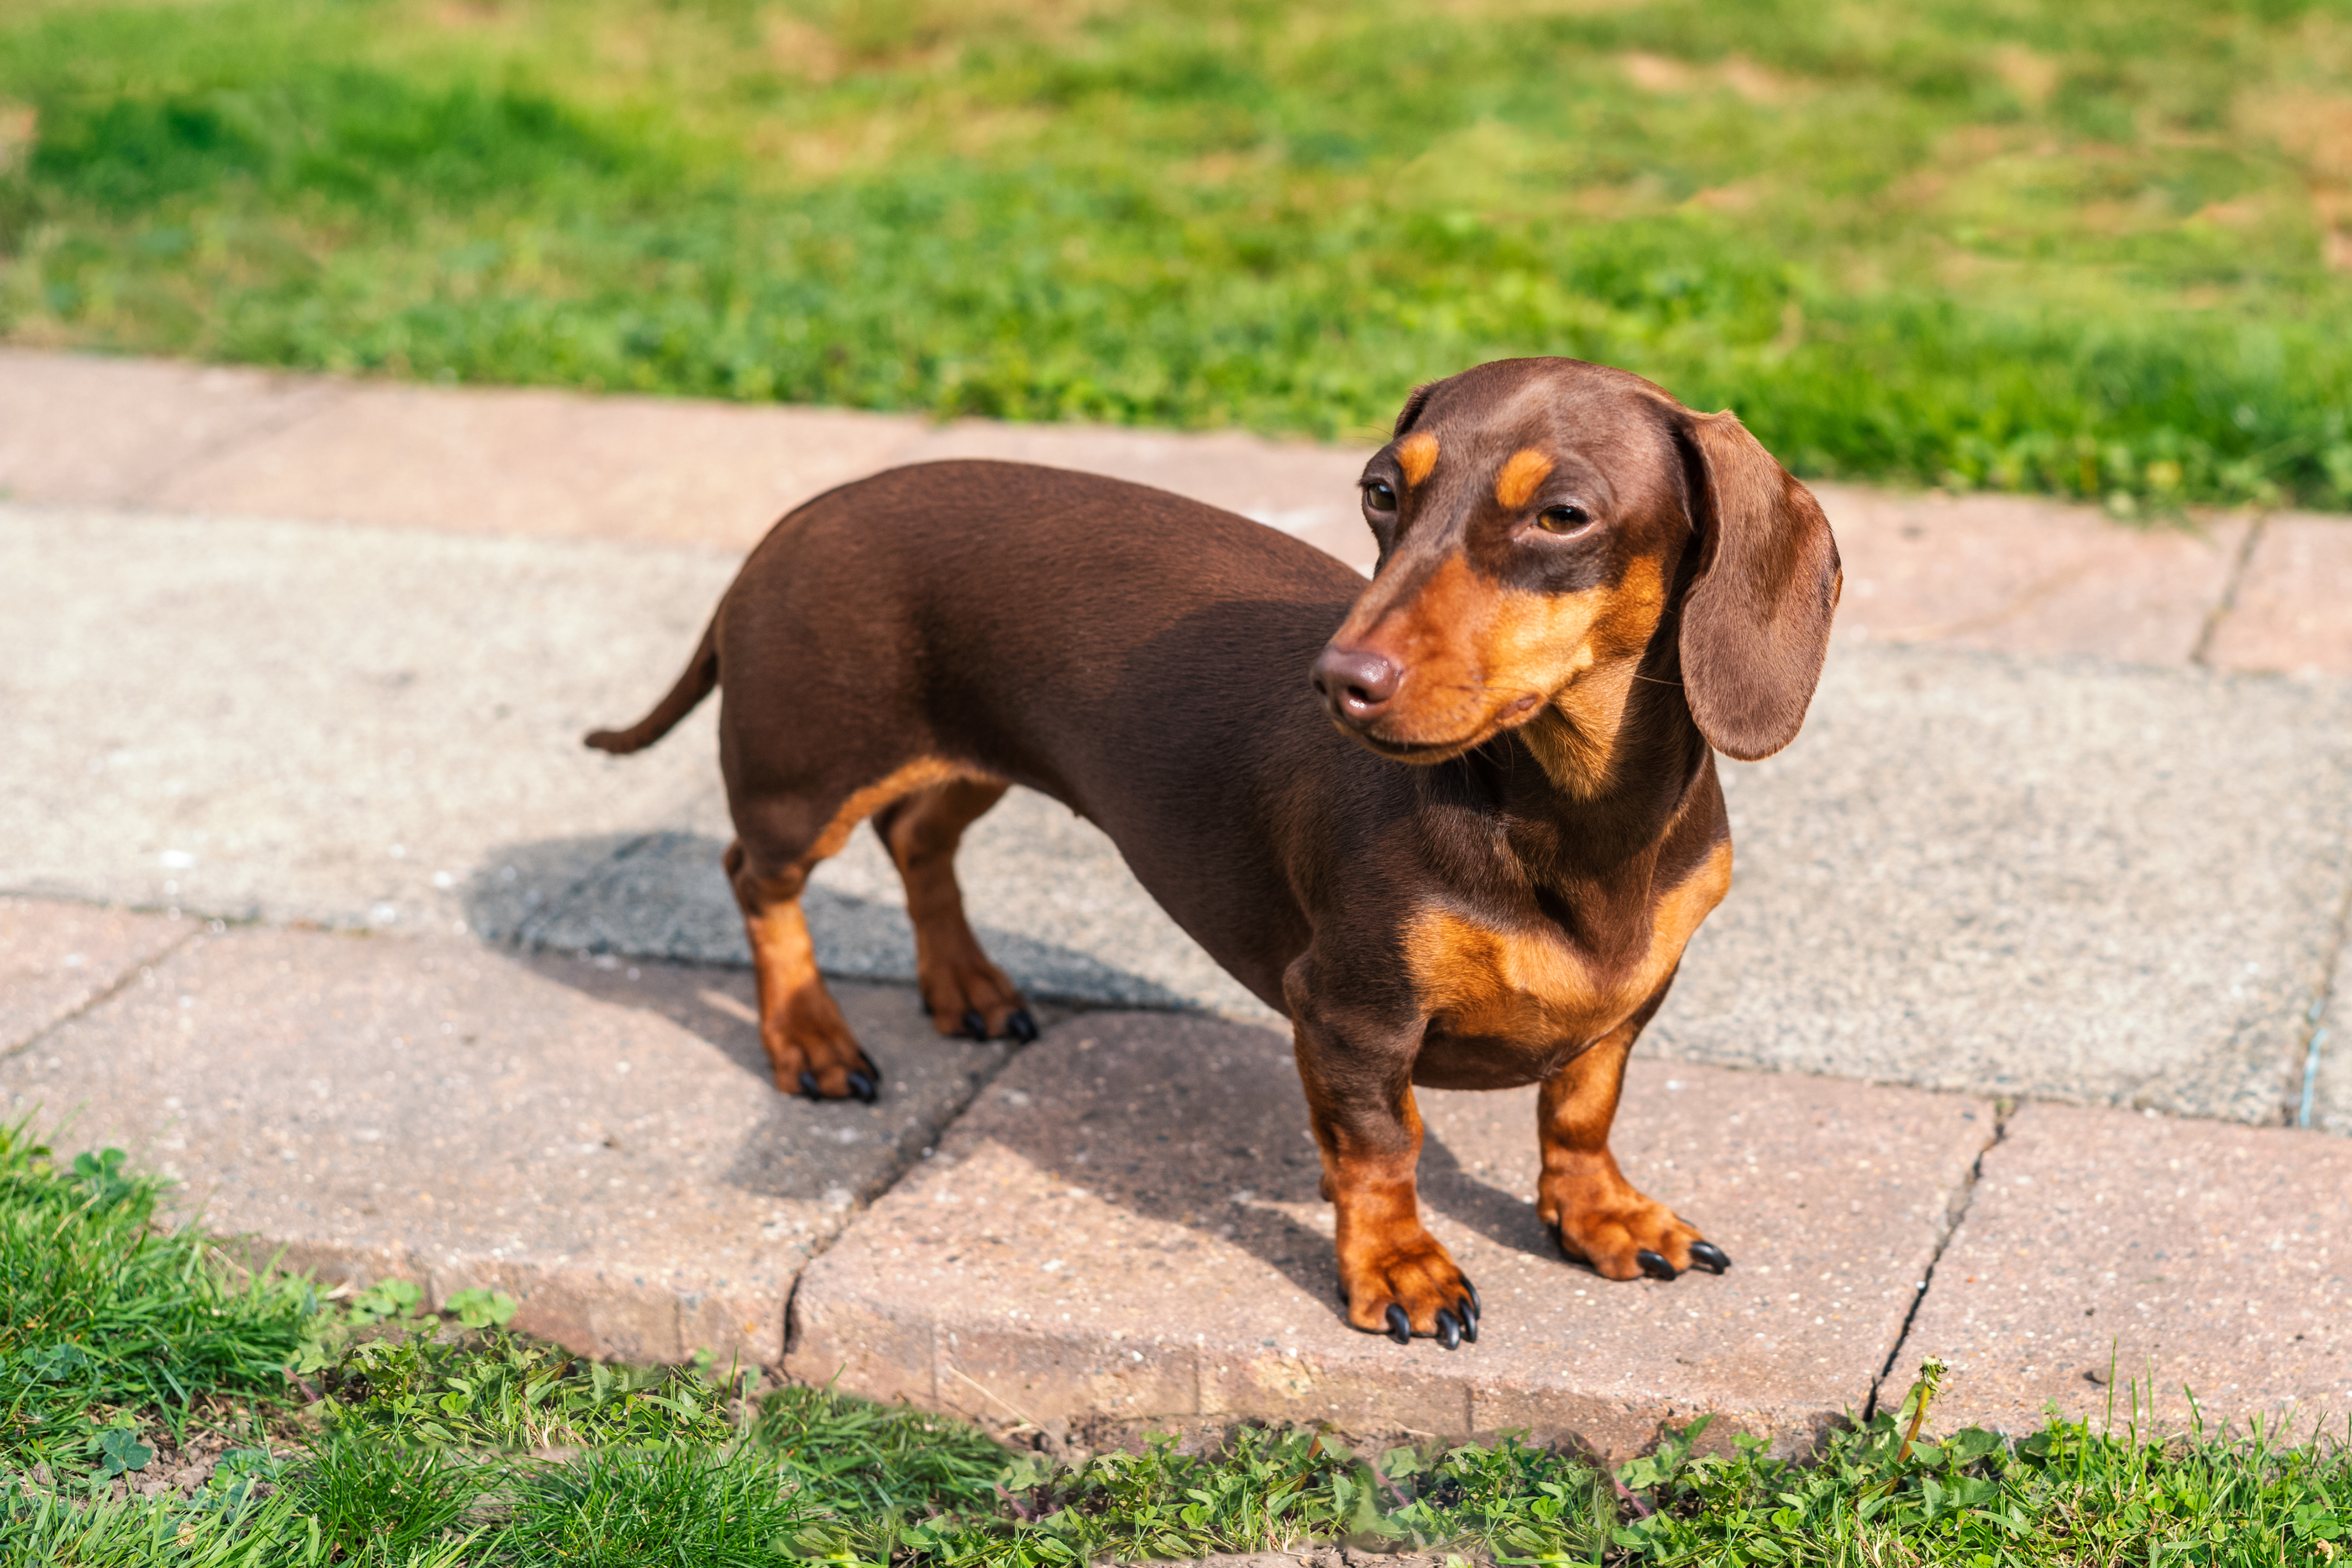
[0, 349, 338, 509]
[0, 919, 1012, 1364]
[153, 379, 928, 552]
[1649, 643, 2352, 1127]
[1901, 1104, 2352, 1436]
[787, 1008, 1994, 1460]
[2314, 934, 2351, 1137]
[2204, 514, 2352, 676]
[1815, 483, 2249, 666]
[0, 896, 190, 1052]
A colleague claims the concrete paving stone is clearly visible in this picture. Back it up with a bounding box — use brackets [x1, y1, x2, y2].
[0, 349, 341, 509]
[787, 1009, 1994, 1460]
[1650, 642, 2352, 1127]
[1815, 484, 2249, 666]
[2313, 933, 2351, 1137]
[0, 897, 191, 1053]
[153, 378, 928, 552]
[1901, 1103, 2352, 1436]
[0, 504, 733, 933]
[0, 925, 1011, 1363]
[2205, 514, 2352, 677]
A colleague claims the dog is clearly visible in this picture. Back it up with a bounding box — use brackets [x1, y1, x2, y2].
[586, 356, 1840, 1348]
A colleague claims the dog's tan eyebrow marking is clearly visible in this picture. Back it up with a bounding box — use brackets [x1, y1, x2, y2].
[1495, 448, 1555, 509]
[1398, 432, 1440, 488]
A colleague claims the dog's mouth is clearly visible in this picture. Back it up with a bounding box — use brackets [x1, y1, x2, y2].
[1336, 691, 1547, 764]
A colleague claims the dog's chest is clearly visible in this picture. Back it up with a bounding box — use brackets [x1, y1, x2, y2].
[1405, 843, 1731, 1059]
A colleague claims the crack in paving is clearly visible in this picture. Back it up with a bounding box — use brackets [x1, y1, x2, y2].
[1862, 1100, 2010, 1420]
[0, 910, 201, 1063]
[2189, 511, 2269, 667]
[2295, 869, 2352, 1129]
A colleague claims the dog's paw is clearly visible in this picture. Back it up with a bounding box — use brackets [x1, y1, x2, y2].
[917, 953, 1035, 1043]
[1544, 1185, 1727, 1282]
[1340, 1234, 1480, 1350]
[762, 994, 882, 1103]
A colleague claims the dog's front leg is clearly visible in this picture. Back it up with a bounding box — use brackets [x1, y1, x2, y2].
[1536, 1016, 1730, 1281]
[1289, 1012, 1478, 1348]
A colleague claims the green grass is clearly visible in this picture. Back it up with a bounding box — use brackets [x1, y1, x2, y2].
[4, 1127, 2350, 1564]
[0, 1121, 314, 1479]
[3, 0, 2351, 513]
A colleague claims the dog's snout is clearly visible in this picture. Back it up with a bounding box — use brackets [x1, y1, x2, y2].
[1313, 644, 1402, 723]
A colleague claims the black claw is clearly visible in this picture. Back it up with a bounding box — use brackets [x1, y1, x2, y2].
[858, 1054, 882, 1083]
[1637, 1249, 1679, 1281]
[797, 1070, 823, 1101]
[1462, 1277, 1481, 1319]
[960, 1008, 988, 1040]
[847, 1071, 877, 1103]
[1006, 1009, 1038, 1044]
[1689, 1241, 1731, 1274]
[1456, 1296, 1479, 1342]
[1385, 1304, 1412, 1345]
[1435, 1309, 1461, 1350]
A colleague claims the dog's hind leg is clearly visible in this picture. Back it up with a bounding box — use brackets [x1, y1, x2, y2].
[726, 757, 982, 1102]
[725, 839, 881, 1103]
[872, 778, 1037, 1043]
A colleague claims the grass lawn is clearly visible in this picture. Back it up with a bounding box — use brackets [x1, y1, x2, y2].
[2, 0, 2351, 514]
[3, 1124, 2349, 1565]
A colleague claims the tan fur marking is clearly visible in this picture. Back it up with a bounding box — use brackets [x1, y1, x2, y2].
[809, 756, 981, 861]
[1405, 840, 1732, 1056]
[1494, 448, 1555, 509]
[1398, 431, 1440, 488]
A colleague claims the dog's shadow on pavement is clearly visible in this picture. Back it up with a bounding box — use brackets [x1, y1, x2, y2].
[461, 831, 1197, 1009]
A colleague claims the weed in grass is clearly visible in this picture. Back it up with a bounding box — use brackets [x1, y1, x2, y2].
[293, 1434, 494, 1566]
[0, 1119, 314, 1481]
[501, 1445, 819, 1566]
[3, 0, 2350, 511]
[315, 1326, 742, 1454]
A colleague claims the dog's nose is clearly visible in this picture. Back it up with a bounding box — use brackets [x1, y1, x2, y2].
[1312, 644, 1402, 722]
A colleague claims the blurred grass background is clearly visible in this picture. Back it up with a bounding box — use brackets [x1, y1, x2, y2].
[1, 0, 2349, 511]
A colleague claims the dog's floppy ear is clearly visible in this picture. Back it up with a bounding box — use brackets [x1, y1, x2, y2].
[1392, 381, 1438, 438]
[1674, 409, 1841, 762]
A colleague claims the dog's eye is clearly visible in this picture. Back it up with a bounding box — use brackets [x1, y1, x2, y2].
[1362, 481, 1398, 513]
[1535, 504, 1591, 534]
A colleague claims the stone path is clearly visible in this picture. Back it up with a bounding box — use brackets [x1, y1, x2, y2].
[2, 348, 2349, 1454]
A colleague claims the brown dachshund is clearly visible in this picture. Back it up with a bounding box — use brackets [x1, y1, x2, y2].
[587, 357, 1840, 1348]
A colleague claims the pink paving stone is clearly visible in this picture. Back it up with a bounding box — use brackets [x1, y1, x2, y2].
[0, 349, 338, 508]
[788, 1010, 1993, 1459]
[1812, 483, 2250, 666]
[1901, 1103, 2352, 1436]
[2203, 514, 2352, 675]
[153, 379, 927, 551]
[1, 926, 1013, 1365]
[0, 897, 190, 1052]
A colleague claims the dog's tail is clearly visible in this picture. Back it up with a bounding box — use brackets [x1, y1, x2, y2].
[583, 616, 719, 755]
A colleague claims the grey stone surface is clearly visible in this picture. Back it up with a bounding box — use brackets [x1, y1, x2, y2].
[787, 1009, 1994, 1460]
[1650, 643, 2352, 1126]
[2314, 929, 2351, 1137]
[1902, 1104, 2352, 1436]
[0, 917, 1010, 1362]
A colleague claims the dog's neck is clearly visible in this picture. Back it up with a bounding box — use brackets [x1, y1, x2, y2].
[1448, 640, 1712, 900]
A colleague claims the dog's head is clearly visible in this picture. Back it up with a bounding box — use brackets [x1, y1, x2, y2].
[1310, 358, 1841, 784]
